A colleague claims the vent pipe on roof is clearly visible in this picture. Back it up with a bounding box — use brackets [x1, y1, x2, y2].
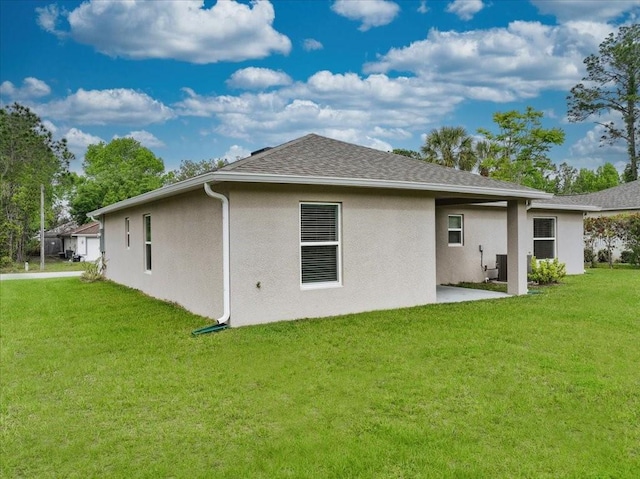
[198, 183, 230, 329]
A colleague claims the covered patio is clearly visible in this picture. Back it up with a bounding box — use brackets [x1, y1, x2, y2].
[436, 285, 511, 303]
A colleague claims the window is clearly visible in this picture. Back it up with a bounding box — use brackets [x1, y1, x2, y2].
[125, 217, 130, 249]
[448, 215, 463, 246]
[300, 202, 341, 286]
[533, 217, 555, 260]
[144, 215, 152, 272]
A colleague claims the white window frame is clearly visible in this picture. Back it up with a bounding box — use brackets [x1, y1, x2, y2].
[125, 217, 130, 249]
[144, 214, 152, 273]
[447, 214, 464, 246]
[533, 217, 556, 260]
[299, 202, 342, 289]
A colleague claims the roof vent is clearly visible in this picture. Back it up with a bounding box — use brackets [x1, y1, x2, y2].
[250, 146, 273, 156]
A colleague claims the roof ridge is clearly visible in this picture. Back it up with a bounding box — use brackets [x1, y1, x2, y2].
[221, 133, 317, 171]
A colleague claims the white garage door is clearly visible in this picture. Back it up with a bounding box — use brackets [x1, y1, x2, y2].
[85, 238, 101, 262]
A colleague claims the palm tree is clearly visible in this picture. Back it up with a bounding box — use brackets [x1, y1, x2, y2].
[421, 126, 477, 171]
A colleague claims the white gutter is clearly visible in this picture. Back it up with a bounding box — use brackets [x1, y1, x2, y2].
[204, 183, 230, 325]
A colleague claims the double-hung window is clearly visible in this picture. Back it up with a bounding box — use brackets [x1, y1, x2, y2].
[533, 217, 556, 260]
[144, 215, 152, 272]
[448, 215, 463, 246]
[300, 202, 341, 287]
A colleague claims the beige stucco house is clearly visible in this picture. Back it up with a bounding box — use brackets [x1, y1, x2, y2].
[88, 134, 595, 328]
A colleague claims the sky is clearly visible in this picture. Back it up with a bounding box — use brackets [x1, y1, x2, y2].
[1, 0, 639, 174]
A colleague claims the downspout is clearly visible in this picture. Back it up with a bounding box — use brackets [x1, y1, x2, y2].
[192, 183, 230, 334]
[89, 214, 106, 273]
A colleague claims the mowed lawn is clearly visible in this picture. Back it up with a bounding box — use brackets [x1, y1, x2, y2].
[1, 270, 639, 478]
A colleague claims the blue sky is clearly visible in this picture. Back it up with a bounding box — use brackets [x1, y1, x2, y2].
[1, 0, 638, 173]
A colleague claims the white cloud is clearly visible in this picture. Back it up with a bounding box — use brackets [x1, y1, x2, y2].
[63, 127, 104, 150]
[331, 0, 400, 31]
[363, 21, 610, 101]
[302, 38, 324, 51]
[37, 0, 291, 64]
[0, 77, 51, 100]
[120, 130, 165, 148]
[530, 0, 640, 22]
[223, 145, 251, 162]
[418, 1, 429, 14]
[40, 88, 174, 126]
[446, 0, 485, 21]
[227, 67, 292, 90]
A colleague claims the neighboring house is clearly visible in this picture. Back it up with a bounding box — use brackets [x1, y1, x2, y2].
[88, 134, 594, 327]
[43, 220, 77, 256]
[60, 221, 101, 261]
[546, 180, 640, 260]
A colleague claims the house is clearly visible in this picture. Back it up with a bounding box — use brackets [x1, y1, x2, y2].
[551, 180, 640, 260]
[59, 221, 101, 262]
[43, 220, 77, 256]
[88, 134, 595, 327]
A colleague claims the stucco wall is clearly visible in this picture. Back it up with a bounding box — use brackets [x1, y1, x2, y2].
[102, 189, 223, 319]
[227, 184, 436, 326]
[436, 205, 585, 285]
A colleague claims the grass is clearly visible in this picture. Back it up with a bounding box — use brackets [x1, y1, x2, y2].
[1, 257, 85, 274]
[1, 270, 639, 478]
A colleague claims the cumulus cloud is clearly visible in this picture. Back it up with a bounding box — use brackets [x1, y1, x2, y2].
[418, 1, 429, 14]
[40, 88, 174, 125]
[117, 130, 165, 148]
[36, 0, 291, 64]
[363, 21, 611, 101]
[331, 0, 400, 31]
[530, 0, 640, 22]
[446, 0, 485, 21]
[0, 77, 51, 100]
[302, 38, 324, 51]
[63, 127, 104, 150]
[227, 67, 293, 90]
[223, 145, 252, 162]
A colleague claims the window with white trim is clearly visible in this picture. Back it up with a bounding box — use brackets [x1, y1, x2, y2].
[448, 214, 463, 246]
[300, 202, 341, 286]
[125, 217, 130, 249]
[144, 215, 152, 272]
[533, 217, 556, 260]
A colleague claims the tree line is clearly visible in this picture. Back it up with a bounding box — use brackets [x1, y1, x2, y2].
[1, 25, 637, 264]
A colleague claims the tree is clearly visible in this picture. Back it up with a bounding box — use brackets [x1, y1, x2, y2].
[0, 103, 72, 262]
[164, 158, 228, 185]
[478, 107, 565, 191]
[392, 148, 423, 160]
[70, 138, 164, 224]
[567, 24, 640, 182]
[555, 162, 620, 194]
[421, 126, 477, 171]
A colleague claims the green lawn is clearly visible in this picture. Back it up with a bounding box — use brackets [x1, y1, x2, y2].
[1, 270, 639, 478]
[1, 257, 86, 274]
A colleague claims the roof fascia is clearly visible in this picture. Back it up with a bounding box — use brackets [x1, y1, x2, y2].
[211, 171, 553, 200]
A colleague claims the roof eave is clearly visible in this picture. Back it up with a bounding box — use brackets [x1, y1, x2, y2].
[211, 171, 553, 200]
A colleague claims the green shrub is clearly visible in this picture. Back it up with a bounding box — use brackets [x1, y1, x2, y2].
[528, 257, 566, 285]
[1, 256, 13, 268]
[584, 247, 595, 265]
[81, 259, 104, 283]
[597, 249, 610, 263]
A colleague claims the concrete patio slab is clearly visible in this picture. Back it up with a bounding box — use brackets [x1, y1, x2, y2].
[436, 285, 511, 303]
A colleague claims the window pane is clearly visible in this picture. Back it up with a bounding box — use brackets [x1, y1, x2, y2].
[145, 244, 152, 270]
[302, 245, 338, 283]
[301, 204, 338, 242]
[534, 218, 554, 238]
[145, 216, 151, 242]
[534, 239, 555, 259]
[448, 215, 462, 229]
[448, 231, 462, 244]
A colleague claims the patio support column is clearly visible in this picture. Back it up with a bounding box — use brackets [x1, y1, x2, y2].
[507, 200, 528, 296]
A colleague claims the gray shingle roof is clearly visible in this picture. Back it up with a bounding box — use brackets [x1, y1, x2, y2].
[539, 180, 639, 211]
[220, 134, 546, 195]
